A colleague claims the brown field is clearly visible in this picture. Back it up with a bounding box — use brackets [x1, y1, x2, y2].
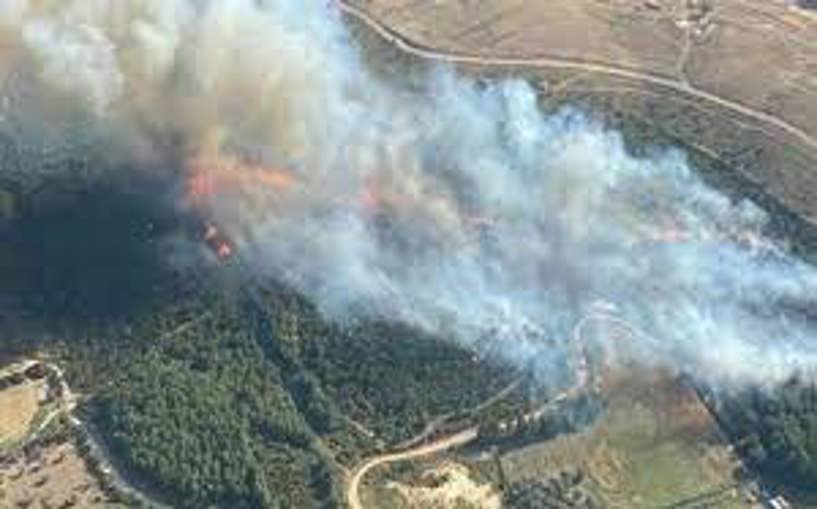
[354, 371, 752, 508]
[0, 380, 46, 446]
[0, 441, 115, 508]
[346, 0, 817, 224]
[498, 371, 755, 508]
[350, 0, 817, 133]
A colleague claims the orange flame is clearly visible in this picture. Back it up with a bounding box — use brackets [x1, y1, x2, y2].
[202, 222, 234, 261]
[184, 131, 500, 260]
[186, 152, 298, 203]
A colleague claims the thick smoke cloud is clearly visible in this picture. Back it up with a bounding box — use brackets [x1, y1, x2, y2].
[2, 0, 817, 385]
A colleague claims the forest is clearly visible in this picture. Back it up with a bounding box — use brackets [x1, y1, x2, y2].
[82, 287, 331, 508]
[719, 379, 817, 498]
[50, 265, 516, 506]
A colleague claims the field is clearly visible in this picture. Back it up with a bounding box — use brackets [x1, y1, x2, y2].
[0, 380, 46, 447]
[348, 0, 817, 134]
[0, 360, 120, 508]
[353, 371, 752, 508]
[499, 371, 754, 508]
[344, 0, 817, 226]
[0, 440, 117, 508]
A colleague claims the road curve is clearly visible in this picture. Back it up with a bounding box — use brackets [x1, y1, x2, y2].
[342, 307, 658, 508]
[335, 0, 817, 152]
[346, 427, 479, 509]
[344, 312, 597, 509]
[16, 360, 168, 508]
[393, 378, 522, 451]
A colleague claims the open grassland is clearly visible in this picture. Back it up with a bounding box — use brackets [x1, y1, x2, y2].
[0, 380, 45, 447]
[500, 371, 755, 508]
[350, 371, 752, 508]
[349, 0, 817, 135]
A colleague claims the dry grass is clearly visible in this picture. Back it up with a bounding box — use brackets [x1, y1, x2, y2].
[0, 441, 113, 508]
[500, 371, 755, 508]
[0, 380, 46, 446]
[357, 372, 752, 507]
[351, 0, 817, 131]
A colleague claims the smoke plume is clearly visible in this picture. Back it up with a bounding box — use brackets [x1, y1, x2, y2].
[2, 0, 817, 385]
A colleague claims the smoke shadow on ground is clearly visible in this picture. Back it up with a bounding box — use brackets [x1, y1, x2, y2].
[1, 170, 193, 333]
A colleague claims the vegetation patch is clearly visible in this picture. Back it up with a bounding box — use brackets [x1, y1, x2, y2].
[718, 379, 817, 504]
[303, 319, 516, 445]
[91, 295, 335, 508]
[499, 372, 749, 508]
[58, 275, 517, 508]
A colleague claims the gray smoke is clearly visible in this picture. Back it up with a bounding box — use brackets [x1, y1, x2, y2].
[3, 0, 817, 385]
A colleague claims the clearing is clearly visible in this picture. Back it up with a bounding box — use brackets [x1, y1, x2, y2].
[0, 440, 117, 508]
[0, 380, 46, 447]
[499, 371, 756, 508]
[387, 462, 501, 509]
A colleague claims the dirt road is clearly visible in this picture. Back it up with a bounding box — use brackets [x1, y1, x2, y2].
[336, 0, 817, 153]
[346, 426, 479, 509]
[27, 363, 77, 439]
[393, 377, 522, 451]
[344, 310, 600, 509]
[14, 360, 168, 508]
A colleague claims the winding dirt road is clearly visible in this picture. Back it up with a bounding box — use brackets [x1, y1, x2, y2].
[335, 0, 817, 152]
[393, 378, 522, 451]
[346, 427, 479, 509]
[344, 307, 603, 509]
[12, 360, 167, 508]
[343, 301, 664, 508]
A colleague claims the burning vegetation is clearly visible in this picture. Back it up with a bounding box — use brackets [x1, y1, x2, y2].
[1, 0, 817, 506]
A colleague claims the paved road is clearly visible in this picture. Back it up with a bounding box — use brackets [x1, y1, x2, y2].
[335, 0, 817, 152]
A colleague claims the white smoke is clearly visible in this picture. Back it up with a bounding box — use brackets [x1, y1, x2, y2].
[2, 0, 817, 385]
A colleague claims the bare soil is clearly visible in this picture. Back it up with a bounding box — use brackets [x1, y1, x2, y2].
[388, 461, 501, 509]
[0, 441, 113, 508]
[0, 380, 46, 446]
